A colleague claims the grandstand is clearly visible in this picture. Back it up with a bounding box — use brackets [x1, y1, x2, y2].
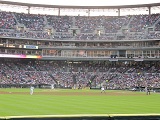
[0, 0, 160, 120]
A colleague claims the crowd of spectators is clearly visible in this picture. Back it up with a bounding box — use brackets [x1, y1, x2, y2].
[0, 11, 159, 90]
[14, 13, 45, 31]
[0, 11, 16, 29]
[0, 59, 159, 90]
[47, 15, 73, 32]
[129, 14, 159, 32]
[1, 11, 160, 40]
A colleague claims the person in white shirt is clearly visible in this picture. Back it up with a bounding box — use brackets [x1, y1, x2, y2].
[30, 86, 34, 95]
[101, 86, 105, 93]
[51, 84, 54, 89]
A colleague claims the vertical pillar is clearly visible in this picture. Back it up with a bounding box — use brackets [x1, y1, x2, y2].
[41, 49, 43, 56]
[150, 50, 151, 57]
[142, 50, 144, 58]
[86, 50, 88, 57]
[126, 51, 127, 58]
[118, 8, 120, 16]
[58, 8, 60, 16]
[5, 49, 7, 53]
[88, 9, 90, 17]
[148, 7, 151, 15]
[28, 6, 30, 14]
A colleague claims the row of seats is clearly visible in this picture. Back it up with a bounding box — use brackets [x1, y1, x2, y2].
[1, 11, 160, 40]
[0, 60, 159, 89]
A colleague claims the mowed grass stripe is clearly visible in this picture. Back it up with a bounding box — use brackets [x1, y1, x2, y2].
[107, 96, 160, 114]
[0, 89, 160, 116]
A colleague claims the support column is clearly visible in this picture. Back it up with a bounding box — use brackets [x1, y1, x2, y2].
[118, 8, 120, 16]
[88, 9, 90, 17]
[58, 8, 60, 16]
[28, 6, 30, 14]
[148, 7, 151, 15]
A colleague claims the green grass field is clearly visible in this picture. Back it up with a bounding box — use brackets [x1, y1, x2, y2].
[0, 88, 160, 117]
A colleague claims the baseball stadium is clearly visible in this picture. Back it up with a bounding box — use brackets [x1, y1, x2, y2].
[0, 0, 160, 120]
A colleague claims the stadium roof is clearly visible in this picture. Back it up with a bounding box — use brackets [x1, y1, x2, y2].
[1, 0, 160, 9]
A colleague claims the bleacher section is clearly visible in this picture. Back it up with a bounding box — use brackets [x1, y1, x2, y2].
[0, 12, 160, 40]
[0, 60, 159, 90]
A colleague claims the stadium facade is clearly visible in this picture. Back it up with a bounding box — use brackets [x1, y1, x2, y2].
[0, 1, 159, 62]
[0, 2, 160, 119]
[0, 1, 159, 90]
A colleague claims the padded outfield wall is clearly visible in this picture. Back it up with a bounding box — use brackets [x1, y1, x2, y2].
[1, 114, 160, 120]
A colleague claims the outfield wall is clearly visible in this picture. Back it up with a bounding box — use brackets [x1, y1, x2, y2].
[1, 114, 160, 120]
[1, 84, 160, 93]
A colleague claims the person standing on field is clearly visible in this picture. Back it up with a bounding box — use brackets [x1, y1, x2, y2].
[101, 86, 105, 93]
[145, 86, 150, 95]
[30, 86, 34, 95]
[51, 84, 54, 89]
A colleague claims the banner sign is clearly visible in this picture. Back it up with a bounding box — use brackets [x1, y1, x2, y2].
[23, 45, 38, 49]
[0, 54, 41, 59]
